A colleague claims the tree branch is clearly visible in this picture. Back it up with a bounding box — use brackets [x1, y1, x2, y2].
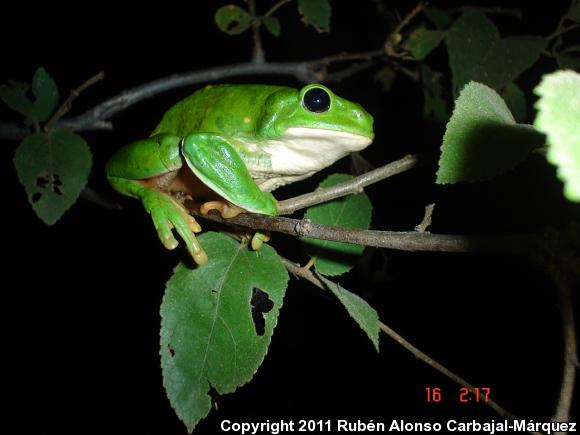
[552, 282, 578, 426]
[280, 257, 542, 435]
[0, 50, 395, 140]
[277, 154, 423, 214]
[192, 207, 542, 256]
[246, 0, 265, 63]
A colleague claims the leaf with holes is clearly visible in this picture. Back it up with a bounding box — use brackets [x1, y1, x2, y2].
[0, 67, 59, 125]
[436, 82, 544, 184]
[301, 174, 372, 276]
[214, 4, 253, 35]
[446, 12, 545, 95]
[161, 232, 288, 433]
[534, 70, 580, 202]
[404, 28, 445, 60]
[317, 273, 379, 352]
[298, 0, 331, 32]
[14, 130, 92, 224]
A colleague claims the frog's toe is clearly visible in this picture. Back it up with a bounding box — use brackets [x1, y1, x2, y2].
[150, 208, 179, 250]
[186, 214, 202, 233]
[170, 211, 207, 264]
[251, 231, 271, 250]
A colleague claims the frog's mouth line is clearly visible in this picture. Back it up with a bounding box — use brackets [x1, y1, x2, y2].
[254, 127, 373, 191]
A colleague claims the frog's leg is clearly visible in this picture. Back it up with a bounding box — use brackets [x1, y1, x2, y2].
[106, 133, 208, 265]
[182, 133, 278, 216]
[182, 133, 278, 251]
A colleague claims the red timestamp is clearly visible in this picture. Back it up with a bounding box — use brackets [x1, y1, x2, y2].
[425, 387, 491, 403]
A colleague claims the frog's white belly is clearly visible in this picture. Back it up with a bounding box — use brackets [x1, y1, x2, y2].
[243, 127, 372, 192]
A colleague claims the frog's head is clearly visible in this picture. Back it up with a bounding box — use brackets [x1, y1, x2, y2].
[254, 84, 374, 190]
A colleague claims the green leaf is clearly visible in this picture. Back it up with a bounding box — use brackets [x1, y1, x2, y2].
[214, 5, 253, 35]
[302, 174, 372, 276]
[161, 232, 289, 432]
[534, 70, 580, 202]
[0, 67, 59, 124]
[262, 15, 280, 36]
[30, 67, 59, 122]
[317, 273, 379, 352]
[556, 46, 580, 70]
[421, 64, 449, 125]
[568, 1, 580, 23]
[500, 82, 527, 123]
[14, 130, 92, 224]
[298, 0, 331, 32]
[437, 82, 544, 184]
[404, 28, 445, 60]
[0, 83, 34, 118]
[446, 12, 545, 94]
[424, 8, 451, 29]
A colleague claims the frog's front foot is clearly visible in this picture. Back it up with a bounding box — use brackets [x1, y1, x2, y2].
[200, 199, 245, 219]
[142, 190, 208, 265]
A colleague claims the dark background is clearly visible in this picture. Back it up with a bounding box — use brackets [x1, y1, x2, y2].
[1, 1, 578, 434]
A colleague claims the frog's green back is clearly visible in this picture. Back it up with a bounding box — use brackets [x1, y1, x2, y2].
[151, 84, 287, 138]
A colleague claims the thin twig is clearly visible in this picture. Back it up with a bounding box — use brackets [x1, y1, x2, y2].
[277, 154, 423, 214]
[264, 0, 292, 18]
[310, 49, 387, 66]
[415, 203, 435, 232]
[392, 1, 427, 37]
[44, 71, 105, 132]
[549, 266, 578, 427]
[384, 2, 428, 57]
[280, 257, 541, 435]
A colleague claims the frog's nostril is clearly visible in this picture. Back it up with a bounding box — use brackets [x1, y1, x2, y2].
[354, 111, 362, 119]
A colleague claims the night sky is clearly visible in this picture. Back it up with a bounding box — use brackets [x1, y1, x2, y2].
[1, 1, 578, 434]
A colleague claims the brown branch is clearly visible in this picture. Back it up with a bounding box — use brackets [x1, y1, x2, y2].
[278, 154, 423, 215]
[280, 257, 541, 435]
[43, 71, 105, 132]
[415, 203, 435, 232]
[189, 206, 542, 256]
[549, 268, 578, 426]
[392, 1, 427, 37]
[246, 0, 265, 63]
[0, 52, 396, 140]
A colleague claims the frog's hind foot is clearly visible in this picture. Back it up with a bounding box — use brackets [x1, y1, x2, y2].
[200, 200, 245, 219]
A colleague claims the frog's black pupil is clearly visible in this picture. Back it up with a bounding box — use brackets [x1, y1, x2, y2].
[303, 88, 330, 113]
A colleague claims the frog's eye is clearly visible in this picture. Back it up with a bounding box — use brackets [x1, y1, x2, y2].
[303, 87, 331, 113]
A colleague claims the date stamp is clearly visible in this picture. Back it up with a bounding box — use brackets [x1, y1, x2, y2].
[425, 386, 492, 403]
